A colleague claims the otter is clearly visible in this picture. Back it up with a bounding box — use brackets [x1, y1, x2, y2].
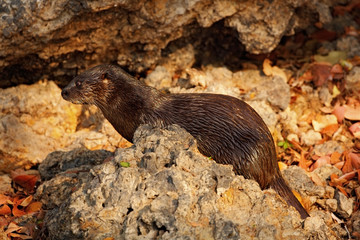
[61, 64, 309, 219]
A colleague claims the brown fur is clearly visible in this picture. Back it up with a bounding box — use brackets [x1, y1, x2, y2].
[62, 64, 309, 219]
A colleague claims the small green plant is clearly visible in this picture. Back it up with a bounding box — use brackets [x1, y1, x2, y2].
[120, 161, 130, 167]
[277, 139, 293, 150]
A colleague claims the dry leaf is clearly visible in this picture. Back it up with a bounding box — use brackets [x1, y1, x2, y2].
[350, 152, 360, 169]
[344, 106, 360, 120]
[262, 59, 287, 82]
[342, 151, 354, 173]
[0, 194, 11, 205]
[11, 173, 39, 193]
[330, 152, 342, 164]
[310, 156, 330, 171]
[310, 62, 332, 86]
[311, 30, 338, 42]
[4, 222, 21, 234]
[333, 105, 346, 122]
[349, 122, 360, 138]
[26, 202, 42, 214]
[320, 124, 339, 136]
[9, 232, 33, 239]
[278, 162, 288, 171]
[338, 170, 357, 181]
[0, 205, 11, 216]
[334, 161, 345, 169]
[19, 196, 33, 207]
[312, 114, 338, 131]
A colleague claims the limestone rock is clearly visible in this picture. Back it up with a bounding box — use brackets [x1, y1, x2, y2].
[36, 124, 339, 239]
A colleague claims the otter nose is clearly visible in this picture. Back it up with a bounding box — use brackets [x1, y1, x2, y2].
[61, 89, 69, 99]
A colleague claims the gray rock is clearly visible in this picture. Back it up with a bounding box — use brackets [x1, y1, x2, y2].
[312, 164, 343, 182]
[36, 124, 339, 239]
[335, 191, 354, 219]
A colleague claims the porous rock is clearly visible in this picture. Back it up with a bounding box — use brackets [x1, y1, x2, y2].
[0, 80, 128, 173]
[36, 124, 337, 239]
[1, 0, 339, 87]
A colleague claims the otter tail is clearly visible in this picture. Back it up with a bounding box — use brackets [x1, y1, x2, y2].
[270, 175, 309, 219]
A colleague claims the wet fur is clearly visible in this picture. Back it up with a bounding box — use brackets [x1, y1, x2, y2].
[62, 64, 309, 219]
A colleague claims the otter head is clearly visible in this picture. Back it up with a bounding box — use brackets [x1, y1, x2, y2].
[61, 65, 117, 106]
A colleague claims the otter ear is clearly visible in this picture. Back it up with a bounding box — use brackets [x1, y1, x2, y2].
[101, 72, 108, 80]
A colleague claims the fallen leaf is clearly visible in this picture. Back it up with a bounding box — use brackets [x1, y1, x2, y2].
[9, 232, 33, 239]
[278, 162, 288, 171]
[336, 185, 349, 197]
[311, 29, 337, 42]
[349, 122, 360, 138]
[4, 222, 21, 234]
[26, 202, 42, 214]
[310, 62, 332, 86]
[342, 151, 354, 173]
[0, 205, 11, 215]
[310, 156, 330, 171]
[12, 173, 39, 193]
[262, 59, 288, 82]
[332, 105, 346, 122]
[312, 114, 338, 131]
[314, 51, 347, 65]
[334, 161, 345, 169]
[320, 124, 339, 136]
[0, 194, 12, 205]
[339, 59, 353, 71]
[330, 152, 342, 164]
[19, 195, 33, 207]
[332, 85, 341, 98]
[338, 170, 357, 181]
[12, 197, 27, 217]
[350, 152, 360, 169]
[330, 64, 344, 80]
[344, 106, 360, 120]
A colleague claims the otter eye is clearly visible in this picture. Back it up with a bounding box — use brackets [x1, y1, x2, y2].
[75, 81, 82, 88]
[101, 73, 108, 80]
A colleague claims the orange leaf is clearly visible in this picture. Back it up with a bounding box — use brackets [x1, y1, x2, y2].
[320, 124, 339, 136]
[336, 185, 349, 197]
[26, 202, 42, 214]
[0, 205, 11, 215]
[12, 174, 39, 192]
[310, 63, 332, 87]
[344, 106, 360, 120]
[339, 170, 357, 181]
[342, 151, 354, 174]
[350, 152, 360, 170]
[4, 222, 21, 234]
[332, 105, 346, 122]
[334, 161, 345, 170]
[12, 197, 27, 217]
[19, 196, 33, 207]
[310, 156, 330, 171]
[349, 122, 360, 138]
[9, 232, 33, 239]
[12, 206, 26, 217]
[0, 194, 12, 205]
[299, 151, 309, 170]
[330, 152, 342, 164]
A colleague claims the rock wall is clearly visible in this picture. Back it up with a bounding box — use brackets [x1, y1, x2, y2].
[0, 0, 340, 88]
